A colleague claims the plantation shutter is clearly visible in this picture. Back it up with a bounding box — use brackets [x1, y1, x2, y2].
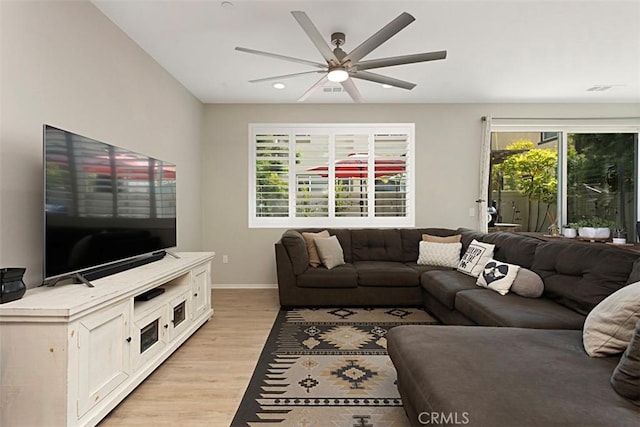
[373, 133, 409, 217]
[254, 133, 290, 218]
[294, 134, 329, 217]
[250, 124, 414, 227]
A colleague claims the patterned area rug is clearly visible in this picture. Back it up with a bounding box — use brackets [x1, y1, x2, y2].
[232, 307, 438, 426]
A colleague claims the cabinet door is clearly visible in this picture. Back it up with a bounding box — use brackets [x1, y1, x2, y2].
[192, 265, 209, 318]
[132, 304, 168, 371]
[167, 289, 192, 342]
[77, 300, 132, 417]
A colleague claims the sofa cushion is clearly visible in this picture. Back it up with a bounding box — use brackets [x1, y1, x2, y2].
[405, 263, 454, 276]
[626, 258, 640, 284]
[353, 261, 419, 287]
[421, 270, 477, 310]
[611, 321, 640, 405]
[351, 229, 403, 262]
[455, 289, 585, 329]
[388, 325, 638, 427]
[481, 231, 541, 268]
[532, 241, 639, 315]
[296, 263, 358, 288]
[583, 281, 640, 357]
[281, 230, 309, 275]
[458, 229, 541, 269]
[400, 228, 458, 263]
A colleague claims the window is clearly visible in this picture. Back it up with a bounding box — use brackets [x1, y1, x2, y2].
[486, 119, 640, 239]
[249, 124, 414, 228]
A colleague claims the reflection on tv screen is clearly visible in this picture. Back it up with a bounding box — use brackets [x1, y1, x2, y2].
[44, 125, 177, 279]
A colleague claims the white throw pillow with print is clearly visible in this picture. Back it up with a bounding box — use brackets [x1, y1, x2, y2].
[457, 239, 495, 277]
[476, 259, 520, 295]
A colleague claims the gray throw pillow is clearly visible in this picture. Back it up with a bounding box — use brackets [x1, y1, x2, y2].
[610, 321, 640, 405]
[314, 235, 345, 270]
[510, 268, 544, 298]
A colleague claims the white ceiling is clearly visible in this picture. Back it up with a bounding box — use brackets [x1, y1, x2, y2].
[93, 0, 640, 104]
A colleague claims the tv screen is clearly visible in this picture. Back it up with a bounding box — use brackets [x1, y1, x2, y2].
[44, 125, 177, 280]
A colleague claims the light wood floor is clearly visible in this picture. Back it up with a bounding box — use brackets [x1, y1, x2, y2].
[99, 288, 280, 427]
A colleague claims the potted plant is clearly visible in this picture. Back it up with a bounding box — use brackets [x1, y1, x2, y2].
[612, 229, 627, 244]
[574, 217, 616, 239]
[562, 223, 578, 238]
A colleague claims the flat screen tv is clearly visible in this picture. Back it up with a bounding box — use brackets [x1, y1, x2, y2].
[44, 125, 177, 283]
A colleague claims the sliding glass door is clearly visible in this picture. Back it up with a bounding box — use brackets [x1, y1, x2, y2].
[489, 131, 559, 232]
[487, 122, 639, 240]
[566, 133, 637, 237]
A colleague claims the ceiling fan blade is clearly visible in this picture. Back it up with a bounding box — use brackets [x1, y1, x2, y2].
[235, 47, 326, 69]
[354, 51, 447, 71]
[340, 79, 363, 103]
[249, 71, 325, 83]
[343, 12, 415, 64]
[350, 71, 416, 90]
[298, 74, 329, 102]
[291, 11, 339, 66]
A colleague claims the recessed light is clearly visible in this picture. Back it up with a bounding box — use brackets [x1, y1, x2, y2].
[586, 85, 612, 92]
[273, 82, 286, 89]
[382, 84, 393, 89]
[221, 1, 234, 9]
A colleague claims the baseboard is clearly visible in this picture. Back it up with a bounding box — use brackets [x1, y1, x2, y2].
[212, 283, 278, 289]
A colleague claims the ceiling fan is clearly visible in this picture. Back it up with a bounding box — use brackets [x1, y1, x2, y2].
[236, 11, 447, 103]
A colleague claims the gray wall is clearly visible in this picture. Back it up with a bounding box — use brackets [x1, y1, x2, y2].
[0, 1, 204, 287]
[203, 103, 640, 286]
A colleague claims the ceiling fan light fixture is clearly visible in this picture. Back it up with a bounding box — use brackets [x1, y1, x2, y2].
[327, 68, 349, 83]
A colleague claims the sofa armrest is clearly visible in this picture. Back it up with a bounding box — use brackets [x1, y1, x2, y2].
[275, 240, 300, 308]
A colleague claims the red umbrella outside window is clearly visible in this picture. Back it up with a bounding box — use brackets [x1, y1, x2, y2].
[306, 152, 405, 178]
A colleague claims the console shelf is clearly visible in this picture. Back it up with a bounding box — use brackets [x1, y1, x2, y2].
[0, 252, 214, 427]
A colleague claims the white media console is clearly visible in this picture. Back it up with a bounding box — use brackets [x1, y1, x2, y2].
[0, 252, 214, 427]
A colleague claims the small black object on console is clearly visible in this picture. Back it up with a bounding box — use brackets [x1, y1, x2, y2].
[1, 268, 27, 304]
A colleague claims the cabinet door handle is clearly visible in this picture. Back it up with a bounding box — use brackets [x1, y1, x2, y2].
[164, 324, 169, 329]
[194, 293, 198, 297]
[126, 337, 132, 343]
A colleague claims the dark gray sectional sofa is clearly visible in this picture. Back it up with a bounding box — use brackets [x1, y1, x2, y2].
[275, 227, 640, 426]
[276, 227, 639, 330]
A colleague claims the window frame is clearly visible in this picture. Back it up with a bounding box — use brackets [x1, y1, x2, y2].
[249, 123, 415, 228]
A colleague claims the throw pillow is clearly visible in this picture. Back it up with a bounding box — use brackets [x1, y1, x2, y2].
[510, 267, 544, 298]
[422, 233, 462, 243]
[583, 281, 640, 357]
[610, 320, 640, 405]
[417, 241, 462, 268]
[457, 239, 495, 277]
[476, 259, 520, 295]
[314, 235, 345, 270]
[302, 230, 330, 267]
